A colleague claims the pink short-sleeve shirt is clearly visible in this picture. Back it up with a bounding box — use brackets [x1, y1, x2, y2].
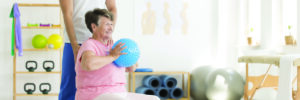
[75, 38, 126, 100]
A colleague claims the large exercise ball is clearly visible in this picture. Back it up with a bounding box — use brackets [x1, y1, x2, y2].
[32, 34, 47, 49]
[190, 66, 215, 100]
[206, 68, 245, 100]
[112, 38, 140, 67]
[47, 34, 63, 49]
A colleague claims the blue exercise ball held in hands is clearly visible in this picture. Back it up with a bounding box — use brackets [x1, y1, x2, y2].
[112, 38, 140, 67]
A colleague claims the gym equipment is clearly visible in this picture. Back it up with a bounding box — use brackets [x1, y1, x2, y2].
[112, 38, 140, 67]
[32, 34, 47, 49]
[159, 75, 177, 89]
[142, 75, 161, 89]
[135, 68, 153, 72]
[40, 23, 51, 27]
[27, 23, 39, 27]
[25, 61, 37, 72]
[130, 72, 190, 99]
[135, 86, 155, 95]
[24, 83, 36, 94]
[48, 44, 54, 49]
[47, 34, 63, 49]
[43, 60, 55, 72]
[39, 83, 51, 94]
[155, 87, 169, 99]
[206, 68, 244, 100]
[169, 87, 184, 99]
[190, 66, 215, 100]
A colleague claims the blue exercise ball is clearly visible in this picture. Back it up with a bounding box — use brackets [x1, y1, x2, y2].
[112, 38, 140, 67]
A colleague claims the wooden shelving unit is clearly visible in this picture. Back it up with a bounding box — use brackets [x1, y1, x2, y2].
[18, 3, 59, 7]
[22, 26, 61, 29]
[16, 72, 61, 74]
[13, 3, 63, 100]
[128, 72, 190, 100]
[16, 93, 59, 96]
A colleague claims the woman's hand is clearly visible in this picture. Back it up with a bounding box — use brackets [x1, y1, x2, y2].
[126, 63, 138, 72]
[109, 42, 127, 60]
[107, 39, 113, 46]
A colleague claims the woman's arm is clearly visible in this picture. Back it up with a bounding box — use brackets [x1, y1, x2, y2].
[81, 43, 126, 71]
[106, 0, 117, 26]
[59, 0, 80, 61]
[81, 51, 115, 71]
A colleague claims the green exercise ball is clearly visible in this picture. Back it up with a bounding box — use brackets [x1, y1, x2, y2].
[32, 34, 47, 49]
[190, 66, 215, 100]
[206, 68, 245, 100]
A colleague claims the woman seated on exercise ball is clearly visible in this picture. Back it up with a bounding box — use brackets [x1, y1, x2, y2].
[74, 8, 160, 100]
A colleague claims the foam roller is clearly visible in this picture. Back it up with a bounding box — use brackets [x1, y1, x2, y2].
[136, 86, 155, 95]
[159, 75, 177, 89]
[142, 75, 161, 89]
[155, 87, 169, 99]
[169, 87, 184, 99]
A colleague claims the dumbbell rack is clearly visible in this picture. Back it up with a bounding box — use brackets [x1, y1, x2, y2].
[12, 3, 63, 100]
[128, 72, 190, 100]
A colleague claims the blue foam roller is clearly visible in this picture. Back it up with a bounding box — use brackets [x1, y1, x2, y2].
[136, 86, 155, 95]
[169, 87, 184, 99]
[142, 75, 161, 89]
[159, 75, 177, 89]
[112, 38, 140, 67]
[135, 68, 153, 72]
[155, 87, 169, 99]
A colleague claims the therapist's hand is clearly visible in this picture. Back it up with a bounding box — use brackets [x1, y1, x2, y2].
[72, 44, 80, 62]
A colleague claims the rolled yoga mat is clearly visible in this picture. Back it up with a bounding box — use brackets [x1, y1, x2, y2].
[136, 86, 155, 95]
[159, 75, 177, 89]
[155, 87, 169, 99]
[169, 87, 184, 99]
[142, 75, 161, 89]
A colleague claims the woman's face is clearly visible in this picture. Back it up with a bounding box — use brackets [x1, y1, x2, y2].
[93, 17, 113, 40]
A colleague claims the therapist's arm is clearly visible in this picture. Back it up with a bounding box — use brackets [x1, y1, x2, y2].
[106, 0, 117, 27]
[60, 0, 80, 61]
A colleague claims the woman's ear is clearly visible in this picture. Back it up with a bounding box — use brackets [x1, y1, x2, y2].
[91, 23, 97, 32]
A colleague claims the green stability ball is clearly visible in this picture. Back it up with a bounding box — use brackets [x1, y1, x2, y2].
[190, 66, 215, 100]
[32, 34, 47, 49]
[206, 68, 245, 100]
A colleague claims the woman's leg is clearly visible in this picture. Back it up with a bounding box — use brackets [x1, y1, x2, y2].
[94, 92, 160, 100]
[94, 93, 128, 100]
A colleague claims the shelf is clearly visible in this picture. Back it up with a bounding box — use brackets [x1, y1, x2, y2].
[16, 93, 58, 96]
[16, 72, 60, 74]
[22, 26, 62, 29]
[18, 3, 60, 7]
[13, 3, 63, 100]
[16, 48, 60, 51]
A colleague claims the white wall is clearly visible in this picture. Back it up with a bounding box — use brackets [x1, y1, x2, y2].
[114, 0, 216, 72]
[0, 0, 14, 99]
